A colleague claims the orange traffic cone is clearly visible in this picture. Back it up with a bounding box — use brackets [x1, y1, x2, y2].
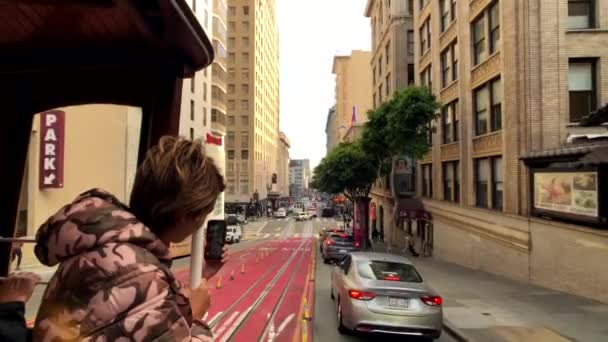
[241, 263, 245, 274]
[216, 275, 223, 289]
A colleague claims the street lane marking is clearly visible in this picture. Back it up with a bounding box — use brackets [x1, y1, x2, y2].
[275, 233, 280, 237]
[294, 233, 300, 238]
[264, 233, 270, 238]
[275, 227, 282, 232]
[256, 223, 268, 235]
[212, 311, 237, 336]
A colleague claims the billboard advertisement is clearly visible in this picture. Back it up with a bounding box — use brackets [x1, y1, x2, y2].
[533, 171, 598, 218]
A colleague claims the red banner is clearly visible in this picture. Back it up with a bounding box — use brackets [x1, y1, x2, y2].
[206, 133, 222, 146]
[39, 111, 65, 189]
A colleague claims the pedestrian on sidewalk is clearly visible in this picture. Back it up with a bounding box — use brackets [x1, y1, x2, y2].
[32, 136, 227, 341]
[0, 272, 41, 341]
[10, 240, 23, 270]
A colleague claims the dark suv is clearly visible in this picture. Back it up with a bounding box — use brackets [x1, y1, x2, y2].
[321, 233, 360, 263]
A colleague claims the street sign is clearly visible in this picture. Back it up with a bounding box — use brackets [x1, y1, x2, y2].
[39, 110, 65, 189]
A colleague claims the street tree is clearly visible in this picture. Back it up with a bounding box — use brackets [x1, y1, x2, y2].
[361, 86, 440, 172]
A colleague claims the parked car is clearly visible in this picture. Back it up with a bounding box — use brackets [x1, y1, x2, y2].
[321, 233, 360, 263]
[321, 207, 336, 218]
[319, 227, 345, 251]
[225, 215, 242, 243]
[274, 208, 287, 218]
[295, 211, 311, 221]
[331, 252, 443, 339]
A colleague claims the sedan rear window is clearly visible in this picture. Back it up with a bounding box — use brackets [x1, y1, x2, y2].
[226, 217, 239, 225]
[329, 234, 353, 243]
[356, 260, 423, 283]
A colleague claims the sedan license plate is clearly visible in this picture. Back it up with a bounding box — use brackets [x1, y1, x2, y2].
[388, 297, 409, 309]
[339, 249, 347, 253]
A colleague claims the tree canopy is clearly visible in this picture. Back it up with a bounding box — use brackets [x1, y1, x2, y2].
[311, 141, 376, 201]
[361, 86, 439, 166]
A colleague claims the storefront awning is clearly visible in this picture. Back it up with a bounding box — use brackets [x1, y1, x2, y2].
[521, 143, 608, 166]
[395, 198, 431, 221]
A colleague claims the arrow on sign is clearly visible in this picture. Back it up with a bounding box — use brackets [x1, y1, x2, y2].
[44, 174, 56, 185]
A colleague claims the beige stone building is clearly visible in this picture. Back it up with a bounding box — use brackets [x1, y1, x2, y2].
[329, 51, 373, 150]
[400, 0, 608, 303]
[225, 0, 280, 202]
[365, 0, 416, 240]
[276, 131, 291, 197]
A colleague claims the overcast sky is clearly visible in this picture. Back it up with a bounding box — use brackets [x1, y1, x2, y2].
[277, 0, 371, 169]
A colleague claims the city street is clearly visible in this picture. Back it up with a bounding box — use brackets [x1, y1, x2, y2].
[24, 216, 455, 341]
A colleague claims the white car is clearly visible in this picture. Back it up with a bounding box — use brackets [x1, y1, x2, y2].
[295, 212, 311, 221]
[274, 208, 287, 218]
[225, 216, 242, 243]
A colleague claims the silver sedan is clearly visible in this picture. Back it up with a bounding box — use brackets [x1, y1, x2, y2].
[330, 252, 443, 340]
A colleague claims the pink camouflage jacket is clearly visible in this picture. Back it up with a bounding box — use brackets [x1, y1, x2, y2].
[33, 189, 213, 341]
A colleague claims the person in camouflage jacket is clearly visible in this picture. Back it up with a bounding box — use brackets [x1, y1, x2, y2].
[33, 136, 226, 341]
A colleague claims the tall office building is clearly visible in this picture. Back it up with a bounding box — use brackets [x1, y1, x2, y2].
[225, 0, 280, 202]
[405, 0, 608, 302]
[328, 51, 373, 151]
[277, 132, 291, 197]
[289, 159, 311, 200]
[179, 0, 213, 142]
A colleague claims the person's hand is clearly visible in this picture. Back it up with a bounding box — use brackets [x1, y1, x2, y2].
[0, 272, 41, 304]
[203, 245, 229, 280]
[189, 279, 211, 320]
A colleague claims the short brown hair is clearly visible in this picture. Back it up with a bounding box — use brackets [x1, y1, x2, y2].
[129, 136, 225, 234]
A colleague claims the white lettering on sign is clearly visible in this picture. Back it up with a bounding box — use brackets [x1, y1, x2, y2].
[45, 113, 57, 127]
[44, 157, 56, 170]
[45, 143, 56, 156]
[44, 128, 57, 141]
[39, 111, 65, 189]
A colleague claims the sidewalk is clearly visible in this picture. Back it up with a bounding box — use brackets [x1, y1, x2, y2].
[370, 242, 608, 342]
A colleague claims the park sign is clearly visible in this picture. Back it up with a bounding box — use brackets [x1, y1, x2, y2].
[39, 110, 65, 189]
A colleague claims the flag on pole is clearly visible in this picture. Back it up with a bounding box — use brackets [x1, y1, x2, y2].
[351, 106, 357, 124]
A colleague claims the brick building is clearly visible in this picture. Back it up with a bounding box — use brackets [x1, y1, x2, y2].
[400, 0, 608, 303]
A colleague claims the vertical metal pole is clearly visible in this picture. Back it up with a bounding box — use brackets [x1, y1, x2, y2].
[189, 223, 205, 289]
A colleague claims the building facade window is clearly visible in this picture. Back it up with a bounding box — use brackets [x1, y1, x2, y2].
[490, 78, 502, 131]
[241, 150, 249, 160]
[228, 84, 235, 94]
[241, 100, 249, 110]
[474, 156, 502, 210]
[227, 115, 235, 125]
[491, 157, 503, 210]
[191, 74, 195, 93]
[241, 132, 249, 148]
[386, 73, 391, 96]
[203, 107, 207, 127]
[241, 84, 249, 94]
[441, 100, 459, 144]
[408, 64, 415, 85]
[472, 15, 486, 66]
[442, 160, 459, 202]
[420, 0, 429, 9]
[422, 163, 433, 197]
[189, 127, 194, 140]
[408, 0, 414, 14]
[474, 158, 489, 208]
[440, 40, 457, 88]
[243, 5, 249, 15]
[385, 42, 390, 65]
[439, 0, 456, 32]
[568, 0, 595, 29]
[228, 21, 235, 31]
[420, 18, 431, 55]
[474, 78, 501, 135]
[407, 30, 415, 55]
[203, 83, 207, 100]
[190, 100, 195, 120]
[489, 2, 500, 54]
[228, 6, 235, 16]
[228, 100, 235, 110]
[241, 115, 249, 125]
[569, 58, 597, 122]
[420, 64, 432, 90]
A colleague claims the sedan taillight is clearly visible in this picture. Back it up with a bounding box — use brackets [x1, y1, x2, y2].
[325, 239, 334, 245]
[348, 290, 376, 301]
[353, 241, 360, 248]
[420, 295, 443, 306]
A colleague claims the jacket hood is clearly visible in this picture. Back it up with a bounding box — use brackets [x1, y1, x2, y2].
[35, 189, 171, 267]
